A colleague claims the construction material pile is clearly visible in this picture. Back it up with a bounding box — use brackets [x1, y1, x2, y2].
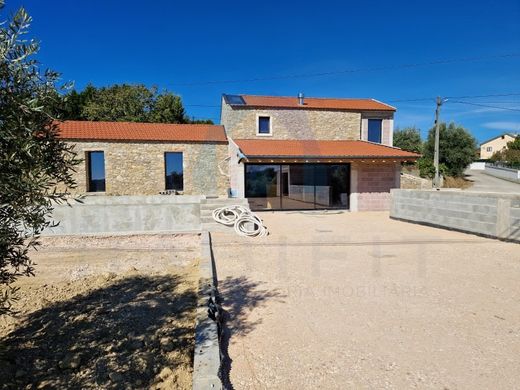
[212, 205, 268, 238]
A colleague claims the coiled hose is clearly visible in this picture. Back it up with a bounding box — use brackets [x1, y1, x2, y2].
[212, 205, 268, 238]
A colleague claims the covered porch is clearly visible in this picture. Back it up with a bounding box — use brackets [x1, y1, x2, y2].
[228, 139, 420, 211]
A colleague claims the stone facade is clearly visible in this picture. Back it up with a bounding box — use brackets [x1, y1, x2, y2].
[68, 140, 229, 196]
[222, 97, 402, 211]
[221, 99, 361, 141]
[400, 173, 433, 190]
[221, 98, 394, 146]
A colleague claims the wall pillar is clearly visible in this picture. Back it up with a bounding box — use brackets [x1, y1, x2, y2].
[350, 163, 358, 212]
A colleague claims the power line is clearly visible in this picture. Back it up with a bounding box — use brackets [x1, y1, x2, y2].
[184, 104, 220, 107]
[168, 52, 520, 87]
[449, 100, 520, 112]
[388, 92, 520, 103]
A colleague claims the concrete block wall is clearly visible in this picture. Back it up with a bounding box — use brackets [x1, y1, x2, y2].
[44, 195, 203, 235]
[390, 189, 520, 242]
[354, 163, 400, 211]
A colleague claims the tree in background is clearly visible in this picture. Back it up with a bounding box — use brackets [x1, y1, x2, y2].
[393, 127, 423, 153]
[60, 84, 213, 124]
[0, 5, 80, 314]
[82, 84, 155, 122]
[421, 122, 477, 177]
[148, 92, 186, 123]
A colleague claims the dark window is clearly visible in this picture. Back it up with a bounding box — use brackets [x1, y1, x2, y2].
[258, 116, 271, 134]
[245, 164, 350, 210]
[368, 119, 382, 143]
[165, 152, 183, 191]
[87, 151, 106, 192]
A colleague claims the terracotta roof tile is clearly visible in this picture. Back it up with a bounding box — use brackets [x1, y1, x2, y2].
[226, 95, 396, 111]
[56, 121, 228, 143]
[234, 139, 420, 159]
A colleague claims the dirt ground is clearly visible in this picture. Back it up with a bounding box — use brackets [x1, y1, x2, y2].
[211, 211, 520, 389]
[0, 234, 201, 390]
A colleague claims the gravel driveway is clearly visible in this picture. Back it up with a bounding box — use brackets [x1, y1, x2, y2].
[211, 211, 520, 389]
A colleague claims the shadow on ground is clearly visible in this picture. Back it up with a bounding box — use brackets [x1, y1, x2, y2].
[0, 274, 197, 389]
[216, 276, 286, 389]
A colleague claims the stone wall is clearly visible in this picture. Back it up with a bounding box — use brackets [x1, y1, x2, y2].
[68, 140, 229, 196]
[352, 162, 401, 211]
[400, 173, 433, 189]
[221, 100, 363, 140]
[391, 189, 520, 242]
[222, 102, 394, 145]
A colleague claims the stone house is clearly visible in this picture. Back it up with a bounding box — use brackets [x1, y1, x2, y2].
[479, 133, 517, 159]
[221, 94, 419, 211]
[58, 93, 420, 211]
[58, 121, 229, 196]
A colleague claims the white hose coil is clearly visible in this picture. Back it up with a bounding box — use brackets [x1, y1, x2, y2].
[212, 205, 268, 237]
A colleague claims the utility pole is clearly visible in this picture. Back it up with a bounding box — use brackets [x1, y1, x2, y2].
[433, 96, 444, 188]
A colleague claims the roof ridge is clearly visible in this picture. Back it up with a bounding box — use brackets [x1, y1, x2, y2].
[60, 120, 222, 127]
[239, 94, 377, 101]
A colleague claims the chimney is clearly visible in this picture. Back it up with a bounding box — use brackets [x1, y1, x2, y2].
[298, 92, 304, 106]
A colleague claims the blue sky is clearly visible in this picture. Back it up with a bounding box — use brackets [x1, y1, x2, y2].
[3, 0, 520, 143]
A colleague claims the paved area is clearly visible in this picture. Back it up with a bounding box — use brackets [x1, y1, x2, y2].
[464, 169, 520, 193]
[211, 212, 520, 389]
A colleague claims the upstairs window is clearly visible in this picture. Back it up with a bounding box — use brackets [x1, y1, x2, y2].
[87, 151, 106, 192]
[486, 146, 493, 152]
[257, 116, 272, 135]
[368, 119, 382, 143]
[165, 152, 183, 191]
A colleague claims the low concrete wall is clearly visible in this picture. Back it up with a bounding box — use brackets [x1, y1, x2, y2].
[390, 189, 520, 242]
[44, 195, 203, 235]
[469, 162, 486, 170]
[484, 164, 520, 182]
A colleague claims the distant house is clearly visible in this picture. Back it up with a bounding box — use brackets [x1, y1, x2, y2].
[480, 133, 517, 159]
[57, 93, 420, 212]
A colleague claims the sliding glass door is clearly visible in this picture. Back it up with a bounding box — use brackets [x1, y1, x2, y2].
[245, 163, 350, 211]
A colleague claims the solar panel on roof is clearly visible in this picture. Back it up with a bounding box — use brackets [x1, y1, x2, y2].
[224, 95, 246, 105]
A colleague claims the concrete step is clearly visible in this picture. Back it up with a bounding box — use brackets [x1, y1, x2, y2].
[200, 203, 250, 211]
[201, 200, 249, 207]
[201, 222, 235, 233]
[201, 216, 218, 224]
[200, 198, 249, 205]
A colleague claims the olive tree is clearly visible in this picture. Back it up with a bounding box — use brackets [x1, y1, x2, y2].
[422, 122, 476, 177]
[0, 5, 80, 315]
[393, 126, 423, 153]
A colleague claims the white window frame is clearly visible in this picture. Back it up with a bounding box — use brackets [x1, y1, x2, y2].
[486, 146, 492, 152]
[256, 114, 273, 137]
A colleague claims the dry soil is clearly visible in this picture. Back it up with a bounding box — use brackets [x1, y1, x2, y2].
[0, 234, 201, 390]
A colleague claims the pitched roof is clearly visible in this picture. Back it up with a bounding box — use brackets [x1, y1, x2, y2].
[234, 139, 420, 159]
[224, 94, 395, 111]
[480, 133, 518, 146]
[56, 121, 228, 143]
